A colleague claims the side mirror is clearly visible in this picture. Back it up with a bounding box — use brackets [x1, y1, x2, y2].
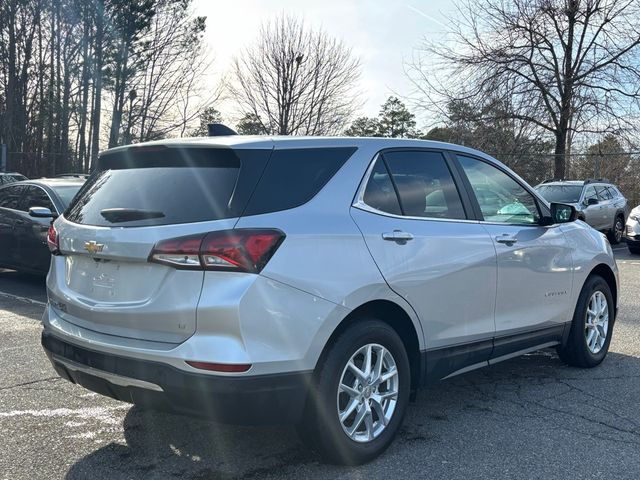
[551, 203, 577, 224]
[586, 198, 599, 206]
[29, 206, 56, 218]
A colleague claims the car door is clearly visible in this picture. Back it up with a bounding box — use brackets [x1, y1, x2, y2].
[581, 185, 606, 229]
[595, 186, 614, 229]
[0, 185, 27, 267]
[455, 154, 574, 354]
[16, 185, 57, 272]
[350, 150, 497, 378]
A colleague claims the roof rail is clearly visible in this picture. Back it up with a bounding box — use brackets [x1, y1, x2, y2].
[584, 178, 610, 185]
[540, 178, 563, 183]
[207, 123, 237, 137]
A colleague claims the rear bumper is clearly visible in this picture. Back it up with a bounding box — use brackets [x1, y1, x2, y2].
[625, 234, 640, 246]
[42, 331, 312, 424]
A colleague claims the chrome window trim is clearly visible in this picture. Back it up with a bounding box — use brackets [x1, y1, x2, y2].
[353, 150, 564, 229]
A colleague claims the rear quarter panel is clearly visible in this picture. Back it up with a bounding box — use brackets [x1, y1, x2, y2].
[234, 144, 427, 359]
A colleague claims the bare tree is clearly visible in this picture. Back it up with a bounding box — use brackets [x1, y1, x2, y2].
[124, 0, 216, 142]
[230, 15, 361, 136]
[407, 0, 640, 179]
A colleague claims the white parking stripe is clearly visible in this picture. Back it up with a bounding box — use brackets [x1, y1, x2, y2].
[0, 291, 46, 307]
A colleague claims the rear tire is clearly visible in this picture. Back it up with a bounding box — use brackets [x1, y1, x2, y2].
[607, 215, 624, 244]
[557, 275, 614, 368]
[628, 245, 640, 255]
[297, 319, 410, 465]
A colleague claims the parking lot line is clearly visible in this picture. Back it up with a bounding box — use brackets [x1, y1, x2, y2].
[0, 290, 46, 307]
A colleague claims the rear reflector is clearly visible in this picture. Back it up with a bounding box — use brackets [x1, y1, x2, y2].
[186, 360, 252, 373]
[149, 229, 285, 273]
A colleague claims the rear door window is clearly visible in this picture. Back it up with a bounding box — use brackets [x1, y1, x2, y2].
[0, 185, 26, 210]
[596, 186, 612, 201]
[383, 151, 466, 220]
[66, 148, 270, 227]
[22, 186, 56, 213]
[361, 156, 402, 215]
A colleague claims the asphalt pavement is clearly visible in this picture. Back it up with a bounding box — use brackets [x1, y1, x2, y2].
[1, 246, 639, 479]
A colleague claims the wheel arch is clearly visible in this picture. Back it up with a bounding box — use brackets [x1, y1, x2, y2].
[588, 263, 618, 312]
[315, 300, 422, 391]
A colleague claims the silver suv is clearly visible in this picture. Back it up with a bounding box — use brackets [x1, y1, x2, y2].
[535, 179, 629, 244]
[42, 137, 618, 464]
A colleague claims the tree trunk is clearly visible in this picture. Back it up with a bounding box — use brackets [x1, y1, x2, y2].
[90, 0, 104, 170]
[108, 40, 130, 148]
[78, 8, 90, 171]
[553, 128, 567, 180]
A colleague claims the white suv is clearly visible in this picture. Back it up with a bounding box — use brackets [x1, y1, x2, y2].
[42, 136, 618, 464]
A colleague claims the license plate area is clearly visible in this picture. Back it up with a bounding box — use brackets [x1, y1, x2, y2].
[65, 255, 161, 304]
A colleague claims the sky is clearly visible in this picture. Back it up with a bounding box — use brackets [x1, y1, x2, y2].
[192, 0, 455, 125]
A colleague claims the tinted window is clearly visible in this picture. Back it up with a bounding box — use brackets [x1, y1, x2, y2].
[458, 155, 540, 225]
[242, 147, 356, 216]
[0, 185, 26, 210]
[535, 184, 583, 203]
[383, 151, 466, 219]
[67, 148, 269, 227]
[362, 157, 402, 215]
[22, 186, 55, 212]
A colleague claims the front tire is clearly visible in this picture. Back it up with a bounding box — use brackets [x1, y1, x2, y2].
[628, 244, 640, 255]
[557, 275, 614, 368]
[607, 215, 624, 244]
[297, 319, 410, 465]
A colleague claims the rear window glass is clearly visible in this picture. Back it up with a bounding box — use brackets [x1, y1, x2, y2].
[241, 147, 356, 216]
[535, 184, 583, 203]
[65, 148, 270, 227]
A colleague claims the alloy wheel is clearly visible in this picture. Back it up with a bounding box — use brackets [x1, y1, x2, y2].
[336, 343, 399, 443]
[585, 291, 609, 354]
[614, 219, 624, 243]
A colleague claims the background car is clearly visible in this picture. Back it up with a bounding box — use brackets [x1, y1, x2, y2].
[0, 178, 85, 274]
[625, 205, 640, 254]
[535, 179, 629, 243]
[0, 172, 28, 185]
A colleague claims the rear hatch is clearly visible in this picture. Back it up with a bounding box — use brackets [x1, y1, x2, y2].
[47, 145, 271, 343]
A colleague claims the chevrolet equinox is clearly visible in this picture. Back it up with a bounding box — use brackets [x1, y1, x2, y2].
[41, 136, 618, 465]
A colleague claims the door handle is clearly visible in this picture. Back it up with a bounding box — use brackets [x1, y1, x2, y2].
[382, 230, 414, 243]
[495, 234, 518, 245]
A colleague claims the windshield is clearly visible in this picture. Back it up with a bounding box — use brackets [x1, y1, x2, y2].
[52, 185, 83, 208]
[535, 185, 583, 203]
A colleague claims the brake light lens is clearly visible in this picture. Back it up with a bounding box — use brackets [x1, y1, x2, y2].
[149, 229, 285, 273]
[47, 224, 60, 254]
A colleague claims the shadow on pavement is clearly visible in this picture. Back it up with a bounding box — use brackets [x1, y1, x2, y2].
[64, 349, 640, 479]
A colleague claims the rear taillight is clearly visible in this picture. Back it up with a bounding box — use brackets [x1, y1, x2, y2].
[149, 229, 285, 273]
[47, 224, 60, 255]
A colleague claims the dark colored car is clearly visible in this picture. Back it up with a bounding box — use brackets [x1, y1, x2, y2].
[0, 178, 85, 274]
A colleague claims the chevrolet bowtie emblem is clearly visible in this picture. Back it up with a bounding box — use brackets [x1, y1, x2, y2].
[84, 241, 104, 254]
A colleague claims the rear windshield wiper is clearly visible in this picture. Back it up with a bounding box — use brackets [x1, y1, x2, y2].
[100, 208, 165, 223]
